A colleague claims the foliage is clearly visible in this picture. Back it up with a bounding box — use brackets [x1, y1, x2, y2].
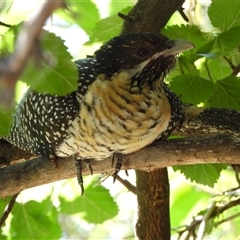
[0, 0, 240, 239]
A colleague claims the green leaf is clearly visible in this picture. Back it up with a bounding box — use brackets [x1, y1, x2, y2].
[200, 58, 232, 81]
[173, 164, 227, 187]
[87, 7, 132, 44]
[56, 1, 100, 35]
[209, 76, 240, 110]
[166, 55, 199, 84]
[178, 56, 199, 75]
[0, 109, 12, 136]
[208, 0, 240, 31]
[161, 25, 206, 57]
[0, 196, 12, 212]
[0, 232, 7, 240]
[59, 183, 118, 224]
[170, 74, 214, 105]
[197, 26, 240, 58]
[22, 31, 78, 95]
[0, 25, 17, 57]
[10, 198, 61, 239]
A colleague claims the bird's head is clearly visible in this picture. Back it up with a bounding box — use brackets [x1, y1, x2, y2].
[94, 32, 194, 87]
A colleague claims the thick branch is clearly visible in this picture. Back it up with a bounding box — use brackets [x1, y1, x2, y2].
[1, 134, 240, 197]
[121, 0, 184, 34]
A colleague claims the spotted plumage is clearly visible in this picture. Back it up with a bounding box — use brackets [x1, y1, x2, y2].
[5, 33, 194, 192]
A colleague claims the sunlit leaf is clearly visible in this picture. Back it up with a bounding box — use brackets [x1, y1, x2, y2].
[0, 24, 19, 57]
[173, 164, 227, 187]
[59, 183, 118, 224]
[209, 0, 240, 31]
[22, 31, 78, 95]
[10, 198, 61, 239]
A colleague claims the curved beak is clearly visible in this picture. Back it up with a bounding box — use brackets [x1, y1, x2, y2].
[165, 39, 195, 55]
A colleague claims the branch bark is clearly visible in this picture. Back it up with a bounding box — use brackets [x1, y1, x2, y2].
[1, 134, 240, 197]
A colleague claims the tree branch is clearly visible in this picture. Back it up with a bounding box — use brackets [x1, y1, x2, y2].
[1, 134, 240, 198]
[121, 0, 185, 34]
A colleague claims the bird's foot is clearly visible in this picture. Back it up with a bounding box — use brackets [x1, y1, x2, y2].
[111, 153, 123, 182]
[74, 157, 94, 194]
[84, 159, 93, 175]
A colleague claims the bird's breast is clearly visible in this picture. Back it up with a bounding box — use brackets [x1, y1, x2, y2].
[55, 72, 171, 160]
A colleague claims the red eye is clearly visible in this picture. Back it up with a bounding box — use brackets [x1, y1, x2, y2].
[137, 48, 149, 57]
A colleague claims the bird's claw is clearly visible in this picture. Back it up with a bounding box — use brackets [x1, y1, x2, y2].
[74, 156, 84, 195]
[112, 153, 123, 182]
[84, 159, 93, 175]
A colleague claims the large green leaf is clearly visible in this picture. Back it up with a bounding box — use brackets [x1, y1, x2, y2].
[22, 31, 78, 95]
[59, 183, 118, 224]
[209, 76, 240, 110]
[170, 74, 214, 105]
[10, 198, 61, 239]
[173, 164, 227, 187]
[208, 0, 240, 31]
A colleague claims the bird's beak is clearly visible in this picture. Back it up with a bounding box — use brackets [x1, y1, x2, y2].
[165, 39, 195, 55]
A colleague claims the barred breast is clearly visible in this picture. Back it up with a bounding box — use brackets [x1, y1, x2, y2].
[55, 72, 171, 160]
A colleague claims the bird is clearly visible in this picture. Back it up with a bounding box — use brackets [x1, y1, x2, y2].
[4, 32, 194, 193]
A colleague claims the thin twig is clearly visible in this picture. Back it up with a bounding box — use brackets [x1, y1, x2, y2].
[0, 193, 20, 228]
[223, 57, 235, 70]
[197, 202, 216, 240]
[214, 211, 240, 227]
[118, 12, 133, 23]
[0, 21, 12, 28]
[115, 175, 136, 194]
[178, 7, 189, 22]
[175, 197, 240, 239]
[204, 61, 213, 81]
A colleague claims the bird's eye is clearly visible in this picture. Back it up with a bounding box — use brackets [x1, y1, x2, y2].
[136, 48, 150, 57]
[166, 45, 172, 49]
